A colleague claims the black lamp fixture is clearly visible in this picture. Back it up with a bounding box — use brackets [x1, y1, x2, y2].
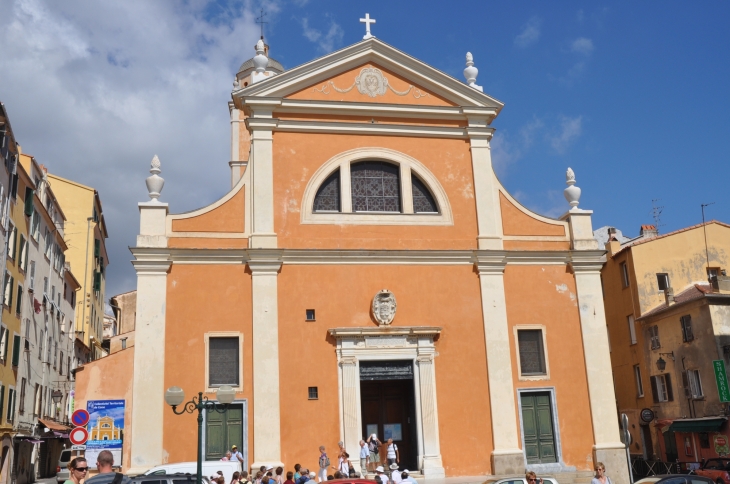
[656, 351, 675, 371]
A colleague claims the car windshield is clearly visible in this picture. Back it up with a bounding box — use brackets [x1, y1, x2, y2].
[705, 460, 730, 470]
[634, 478, 661, 484]
[60, 451, 72, 462]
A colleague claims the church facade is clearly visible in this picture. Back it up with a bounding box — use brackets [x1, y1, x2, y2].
[121, 34, 627, 480]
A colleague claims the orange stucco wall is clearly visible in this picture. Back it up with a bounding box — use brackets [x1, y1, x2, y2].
[276, 264, 493, 476]
[163, 264, 253, 465]
[288, 63, 456, 107]
[503, 240, 571, 251]
[167, 237, 248, 249]
[171, 187, 245, 233]
[273, 132, 478, 249]
[500, 193, 566, 237]
[504, 265, 595, 470]
[75, 348, 135, 472]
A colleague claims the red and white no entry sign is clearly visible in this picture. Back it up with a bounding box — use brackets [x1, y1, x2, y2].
[69, 427, 89, 445]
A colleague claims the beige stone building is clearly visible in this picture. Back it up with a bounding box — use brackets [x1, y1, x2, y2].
[600, 221, 730, 466]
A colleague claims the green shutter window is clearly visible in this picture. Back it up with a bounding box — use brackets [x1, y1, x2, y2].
[94, 239, 100, 257]
[0, 385, 5, 423]
[10, 228, 16, 261]
[93, 271, 101, 291]
[24, 187, 34, 217]
[15, 285, 22, 314]
[11, 335, 20, 367]
[3, 329, 9, 362]
[6, 389, 13, 421]
[7, 277, 13, 310]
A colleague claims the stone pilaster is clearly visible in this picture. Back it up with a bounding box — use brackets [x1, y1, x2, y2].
[340, 357, 361, 473]
[467, 121, 502, 250]
[416, 354, 445, 478]
[476, 252, 524, 475]
[128, 251, 171, 474]
[248, 250, 284, 470]
[570, 253, 630, 484]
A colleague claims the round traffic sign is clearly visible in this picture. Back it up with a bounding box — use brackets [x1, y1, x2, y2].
[71, 409, 90, 427]
[69, 427, 88, 445]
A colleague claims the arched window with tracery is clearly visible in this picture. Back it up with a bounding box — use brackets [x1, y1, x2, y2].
[412, 174, 438, 213]
[313, 170, 340, 212]
[351, 161, 401, 212]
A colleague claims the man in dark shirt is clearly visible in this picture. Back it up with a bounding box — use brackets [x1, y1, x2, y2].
[84, 451, 131, 484]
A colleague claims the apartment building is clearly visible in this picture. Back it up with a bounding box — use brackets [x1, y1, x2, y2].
[46, 175, 108, 362]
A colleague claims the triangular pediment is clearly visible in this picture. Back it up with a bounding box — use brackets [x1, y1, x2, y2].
[237, 38, 503, 110]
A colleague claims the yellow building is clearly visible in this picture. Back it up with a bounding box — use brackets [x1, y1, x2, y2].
[89, 415, 121, 441]
[46, 175, 108, 361]
[601, 221, 730, 465]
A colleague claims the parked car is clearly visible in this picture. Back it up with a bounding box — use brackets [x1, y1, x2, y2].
[143, 461, 241, 483]
[56, 449, 72, 483]
[635, 475, 714, 484]
[131, 473, 211, 484]
[485, 477, 560, 484]
[695, 459, 730, 484]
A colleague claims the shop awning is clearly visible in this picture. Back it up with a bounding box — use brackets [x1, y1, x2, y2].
[668, 417, 727, 432]
[38, 418, 71, 432]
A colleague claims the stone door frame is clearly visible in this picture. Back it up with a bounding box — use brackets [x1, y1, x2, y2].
[329, 327, 445, 478]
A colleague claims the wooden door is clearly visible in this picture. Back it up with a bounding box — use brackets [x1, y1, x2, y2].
[521, 392, 557, 464]
[206, 404, 244, 460]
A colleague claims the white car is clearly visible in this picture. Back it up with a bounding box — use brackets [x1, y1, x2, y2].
[144, 461, 242, 483]
[486, 477, 560, 484]
[56, 449, 72, 483]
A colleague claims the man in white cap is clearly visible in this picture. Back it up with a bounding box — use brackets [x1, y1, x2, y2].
[389, 463, 401, 484]
[375, 466, 386, 484]
[367, 434, 381, 472]
[400, 470, 417, 484]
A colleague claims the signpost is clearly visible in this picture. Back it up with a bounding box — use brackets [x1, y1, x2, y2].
[69, 427, 89, 446]
[71, 409, 90, 427]
[621, 413, 634, 484]
[713, 360, 730, 402]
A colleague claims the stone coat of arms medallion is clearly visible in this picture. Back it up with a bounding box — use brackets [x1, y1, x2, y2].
[372, 289, 397, 325]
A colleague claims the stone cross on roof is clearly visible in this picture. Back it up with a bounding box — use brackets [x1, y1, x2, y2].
[360, 13, 376, 40]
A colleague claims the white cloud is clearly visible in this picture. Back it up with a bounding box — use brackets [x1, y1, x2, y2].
[514, 16, 541, 48]
[491, 116, 544, 174]
[299, 17, 343, 53]
[571, 37, 594, 55]
[0, 0, 260, 297]
[549, 115, 583, 153]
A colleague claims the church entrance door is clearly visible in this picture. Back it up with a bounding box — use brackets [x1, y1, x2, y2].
[360, 360, 417, 472]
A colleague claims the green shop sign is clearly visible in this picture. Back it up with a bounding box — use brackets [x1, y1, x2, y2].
[713, 360, 730, 403]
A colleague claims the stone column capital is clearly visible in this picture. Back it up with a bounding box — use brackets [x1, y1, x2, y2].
[569, 251, 606, 274]
[131, 249, 171, 275]
[339, 356, 357, 367]
[247, 249, 284, 275]
[474, 251, 508, 274]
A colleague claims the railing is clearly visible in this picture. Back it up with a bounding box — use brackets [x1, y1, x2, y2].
[631, 457, 682, 479]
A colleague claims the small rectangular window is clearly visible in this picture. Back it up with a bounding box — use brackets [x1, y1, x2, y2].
[634, 365, 644, 397]
[648, 325, 661, 350]
[208, 337, 240, 387]
[708, 267, 721, 278]
[650, 374, 674, 403]
[628, 315, 636, 345]
[681, 315, 694, 343]
[688, 369, 703, 398]
[657, 273, 670, 291]
[621, 262, 630, 288]
[699, 432, 710, 449]
[517, 329, 547, 375]
[305, 309, 316, 321]
[308, 386, 318, 400]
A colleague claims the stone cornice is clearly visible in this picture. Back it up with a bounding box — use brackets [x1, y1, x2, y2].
[247, 249, 284, 274]
[129, 248, 597, 266]
[328, 326, 442, 338]
[266, 118, 471, 139]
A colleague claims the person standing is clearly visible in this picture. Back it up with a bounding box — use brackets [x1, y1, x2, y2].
[389, 464, 401, 483]
[231, 445, 245, 464]
[293, 465, 302, 482]
[591, 463, 612, 484]
[359, 440, 369, 477]
[367, 434, 381, 472]
[385, 438, 399, 467]
[64, 457, 88, 484]
[400, 470, 417, 484]
[318, 446, 330, 483]
[84, 451, 131, 484]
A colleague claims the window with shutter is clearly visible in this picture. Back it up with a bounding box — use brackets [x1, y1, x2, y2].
[24, 187, 34, 217]
[208, 337, 240, 387]
[634, 365, 644, 397]
[665, 373, 674, 401]
[8, 276, 13, 310]
[621, 262, 630, 288]
[6, 224, 15, 260]
[93, 271, 101, 291]
[688, 369, 703, 398]
[517, 329, 547, 375]
[19, 378, 25, 414]
[656, 273, 670, 291]
[94, 239, 100, 257]
[7, 388, 14, 422]
[628, 315, 637, 345]
[11, 335, 20, 367]
[15, 284, 22, 314]
[681, 315, 694, 342]
[0, 385, 5, 423]
[648, 325, 661, 350]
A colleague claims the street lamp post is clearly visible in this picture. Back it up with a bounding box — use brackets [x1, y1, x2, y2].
[164, 385, 236, 484]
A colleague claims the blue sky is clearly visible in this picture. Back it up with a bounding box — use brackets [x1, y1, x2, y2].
[0, 1, 728, 297]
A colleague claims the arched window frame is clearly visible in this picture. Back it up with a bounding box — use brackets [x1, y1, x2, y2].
[302, 147, 453, 226]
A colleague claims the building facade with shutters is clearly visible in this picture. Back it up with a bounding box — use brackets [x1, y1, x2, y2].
[79, 36, 627, 481]
[600, 221, 730, 466]
[46, 174, 108, 362]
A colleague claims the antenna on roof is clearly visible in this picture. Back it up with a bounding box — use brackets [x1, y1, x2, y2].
[650, 199, 665, 234]
[701, 202, 715, 275]
[256, 8, 268, 40]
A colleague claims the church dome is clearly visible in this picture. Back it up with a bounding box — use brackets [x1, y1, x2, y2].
[237, 56, 284, 76]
